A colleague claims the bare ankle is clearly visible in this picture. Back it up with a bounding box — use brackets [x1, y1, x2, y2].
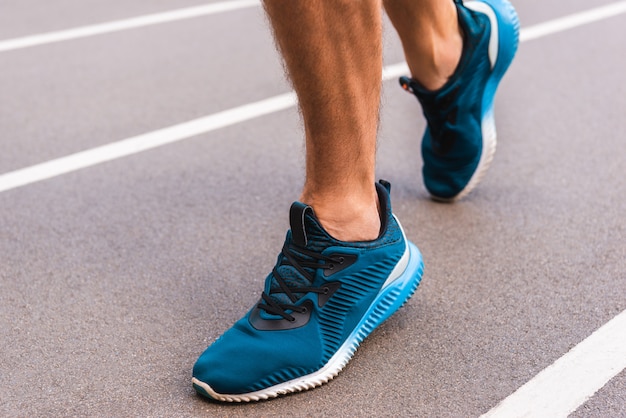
[316, 205, 381, 242]
[406, 28, 463, 91]
[387, 0, 463, 91]
[300, 190, 381, 242]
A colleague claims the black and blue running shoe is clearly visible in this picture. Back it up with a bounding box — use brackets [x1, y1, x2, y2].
[192, 181, 424, 402]
[400, 0, 519, 201]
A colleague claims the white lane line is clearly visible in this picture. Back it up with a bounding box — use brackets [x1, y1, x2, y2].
[0, 0, 260, 53]
[1, 1, 626, 193]
[3, 0, 623, 54]
[520, 0, 626, 42]
[0, 93, 295, 192]
[482, 309, 626, 418]
[382, 62, 410, 80]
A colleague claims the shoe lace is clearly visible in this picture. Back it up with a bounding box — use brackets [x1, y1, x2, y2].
[258, 243, 345, 321]
[400, 76, 459, 155]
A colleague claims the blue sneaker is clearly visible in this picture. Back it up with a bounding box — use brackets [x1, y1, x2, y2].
[192, 180, 424, 402]
[400, 0, 519, 201]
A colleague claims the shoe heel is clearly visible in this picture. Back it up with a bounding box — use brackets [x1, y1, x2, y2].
[487, 0, 520, 78]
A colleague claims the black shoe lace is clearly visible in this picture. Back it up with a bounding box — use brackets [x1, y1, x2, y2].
[400, 76, 459, 155]
[258, 243, 346, 322]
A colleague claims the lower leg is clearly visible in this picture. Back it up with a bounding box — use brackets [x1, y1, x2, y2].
[263, 0, 383, 242]
[384, 0, 463, 91]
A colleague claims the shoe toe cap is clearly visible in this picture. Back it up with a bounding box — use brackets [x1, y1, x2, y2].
[192, 316, 324, 397]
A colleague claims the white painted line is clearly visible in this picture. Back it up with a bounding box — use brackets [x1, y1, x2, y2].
[482, 309, 626, 418]
[0, 0, 260, 53]
[0, 64, 416, 193]
[520, 0, 626, 42]
[1, 1, 626, 194]
[3, 0, 623, 54]
[0, 93, 295, 192]
[382, 62, 410, 81]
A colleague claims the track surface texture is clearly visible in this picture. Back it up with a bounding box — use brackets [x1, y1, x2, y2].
[1, 1, 625, 416]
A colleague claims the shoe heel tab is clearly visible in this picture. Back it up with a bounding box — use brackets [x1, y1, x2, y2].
[376, 180, 393, 238]
[399, 76, 416, 94]
[289, 202, 312, 247]
[378, 179, 391, 194]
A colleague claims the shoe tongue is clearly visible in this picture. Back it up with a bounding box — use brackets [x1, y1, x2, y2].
[261, 202, 332, 312]
[289, 202, 311, 247]
[288, 202, 336, 249]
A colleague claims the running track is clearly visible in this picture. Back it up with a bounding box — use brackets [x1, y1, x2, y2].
[1, 1, 625, 416]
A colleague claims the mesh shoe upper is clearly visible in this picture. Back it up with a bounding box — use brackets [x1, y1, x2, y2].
[192, 181, 418, 397]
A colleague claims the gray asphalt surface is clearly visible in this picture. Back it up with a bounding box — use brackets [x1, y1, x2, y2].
[1, 1, 625, 416]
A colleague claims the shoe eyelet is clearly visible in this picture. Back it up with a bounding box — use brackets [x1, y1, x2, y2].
[328, 263, 334, 270]
[288, 316, 296, 322]
[300, 307, 307, 314]
[338, 257, 345, 264]
[323, 287, 330, 295]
